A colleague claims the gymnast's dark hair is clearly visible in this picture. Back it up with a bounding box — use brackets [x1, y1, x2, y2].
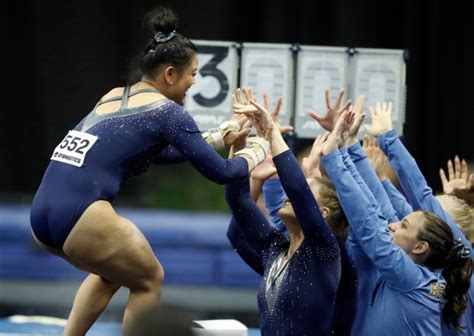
[417, 210, 473, 332]
[128, 6, 197, 84]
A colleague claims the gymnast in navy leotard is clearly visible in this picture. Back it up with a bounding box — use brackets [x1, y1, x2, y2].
[31, 88, 249, 247]
[28, 7, 269, 336]
[227, 99, 342, 335]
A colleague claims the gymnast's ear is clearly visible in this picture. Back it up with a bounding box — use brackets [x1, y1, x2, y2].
[163, 65, 178, 85]
[320, 206, 330, 219]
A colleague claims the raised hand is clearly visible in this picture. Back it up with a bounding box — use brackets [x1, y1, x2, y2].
[263, 93, 294, 134]
[302, 132, 330, 179]
[346, 95, 366, 146]
[439, 155, 474, 194]
[322, 110, 355, 156]
[365, 102, 393, 137]
[308, 89, 352, 132]
[362, 136, 391, 180]
[232, 87, 258, 115]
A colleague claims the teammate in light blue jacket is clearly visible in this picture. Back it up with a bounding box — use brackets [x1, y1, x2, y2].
[321, 110, 472, 335]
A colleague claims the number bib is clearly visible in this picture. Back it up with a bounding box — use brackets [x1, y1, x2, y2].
[51, 130, 98, 167]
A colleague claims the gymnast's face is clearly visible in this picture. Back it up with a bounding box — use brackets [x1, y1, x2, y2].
[169, 53, 198, 105]
[388, 211, 425, 255]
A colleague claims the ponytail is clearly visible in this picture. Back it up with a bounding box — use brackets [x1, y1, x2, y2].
[417, 211, 473, 332]
[442, 256, 472, 331]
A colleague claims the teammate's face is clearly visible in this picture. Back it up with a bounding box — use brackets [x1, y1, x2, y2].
[388, 211, 424, 254]
[171, 53, 198, 105]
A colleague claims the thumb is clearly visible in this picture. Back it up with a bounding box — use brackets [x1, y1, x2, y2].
[308, 110, 323, 122]
[280, 125, 294, 134]
[237, 128, 251, 139]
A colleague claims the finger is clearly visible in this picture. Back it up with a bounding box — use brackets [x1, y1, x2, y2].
[312, 134, 323, 148]
[249, 99, 266, 112]
[280, 125, 294, 134]
[454, 155, 462, 179]
[354, 95, 366, 114]
[439, 168, 448, 191]
[447, 159, 455, 181]
[263, 92, 269, 111]
[341, 100, 352, 113]
[324, 89, 331, 109]
[243, 87, 253, 103]
[387, 101, 393, 115]
[322, 131, 330, 142]
[334, 89, 345, 110]
[468, 173, 474, 190]
[461, 159, 469, 181]
[273, 96, 283, 118]
[308, 110, 323, 122]
[354, 112, 366, 128]
[375, 102, 382, 115]
[236, 128, 251, 139]
[235, 88, 243, 104]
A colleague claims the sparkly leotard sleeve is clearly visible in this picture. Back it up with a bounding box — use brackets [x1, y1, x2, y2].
[30, 92, 248, 248]
[226, 149, 340, 336]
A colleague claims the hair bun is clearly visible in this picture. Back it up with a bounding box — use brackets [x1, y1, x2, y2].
[144, 6, 179, 35]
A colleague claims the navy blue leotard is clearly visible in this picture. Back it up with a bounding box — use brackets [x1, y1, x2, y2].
[30, 87, 248, 247]
[259, 173, 357, 335]
[225, 150, 341, 336]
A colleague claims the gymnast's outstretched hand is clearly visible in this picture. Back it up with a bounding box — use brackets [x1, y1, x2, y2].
[364, 101, 393, 137]
[302, 132, 330, 179]
[322, 110, 355, 156]
[308, 88, 352, 132]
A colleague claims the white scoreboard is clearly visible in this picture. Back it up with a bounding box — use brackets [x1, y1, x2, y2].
[185, 40, 239, 130]
[185, 41, 407, 138]
[240, 43, 294, 127]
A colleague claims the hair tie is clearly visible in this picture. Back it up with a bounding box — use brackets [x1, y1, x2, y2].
[449, 238, 471, 261]
[154, 30, 176, 43]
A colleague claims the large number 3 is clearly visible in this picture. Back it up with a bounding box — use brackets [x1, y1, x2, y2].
[192, 46, 229, 108]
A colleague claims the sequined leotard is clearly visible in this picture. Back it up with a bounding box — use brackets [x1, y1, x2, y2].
[30, 87, 248, 247]
[225, 150, 341, 336]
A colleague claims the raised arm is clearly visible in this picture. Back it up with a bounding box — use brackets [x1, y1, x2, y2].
[164, 103, 269, 185]
[240, 97, 336, 245]
[226, 217, 264, 275]
[365, 102, 470, 247]
[344, 96, 398, 223]
[382, 179, 413, 219]
[225, 176, 283, 254]
[348, 142, 398, 223]
[320, 114, 424, 290]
